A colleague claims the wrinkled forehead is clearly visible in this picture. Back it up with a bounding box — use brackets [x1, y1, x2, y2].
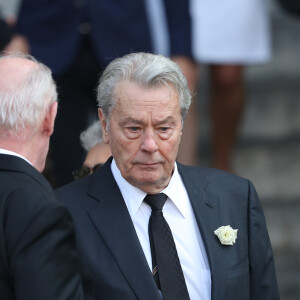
[111, 81, 181, 124]
[114, 80, 179, 102]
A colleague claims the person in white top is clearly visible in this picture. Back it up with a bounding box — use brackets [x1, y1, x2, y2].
[145, 0, 271, 171]
[189, 0, 271, 171]
[56, 52, 279, 300]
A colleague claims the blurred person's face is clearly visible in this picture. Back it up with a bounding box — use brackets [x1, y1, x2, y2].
[73, 143, 111, 180]
[99, 81, 182, 194]
[84, 143, 111, 168]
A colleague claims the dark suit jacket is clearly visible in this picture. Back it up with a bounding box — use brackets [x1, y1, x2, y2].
[0, 154, 83, 300]
[16, 0, 192, 77]
[56, 158, 280, 300]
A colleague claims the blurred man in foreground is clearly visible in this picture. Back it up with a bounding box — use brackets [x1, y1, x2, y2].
[0, 53, 83, 300]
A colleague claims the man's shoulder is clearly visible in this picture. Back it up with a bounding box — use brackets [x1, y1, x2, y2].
[56, 159, 113, 201]
[0, 167, 66, 243]
[0, 170, 57, 210]
[0, 154, 53, 193]
[178, 163, 247, 181]
[55, 168, 100, 207]
[178, 164, 254, 214]
[0, 155, 63, 224]
[56, 175, 88, 200]
[177, 163, 250, 192]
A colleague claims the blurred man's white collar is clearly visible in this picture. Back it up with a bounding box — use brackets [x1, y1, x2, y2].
[0, 148, 32, 166]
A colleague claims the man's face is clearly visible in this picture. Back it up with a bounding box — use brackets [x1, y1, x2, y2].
[100, 81, 183, 194]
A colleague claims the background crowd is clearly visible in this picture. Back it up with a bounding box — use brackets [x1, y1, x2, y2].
[0, 0, 299, 298]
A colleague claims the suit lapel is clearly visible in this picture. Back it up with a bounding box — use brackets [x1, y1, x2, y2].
[87, 160, 160, 300]
[177, 163, 226, 299]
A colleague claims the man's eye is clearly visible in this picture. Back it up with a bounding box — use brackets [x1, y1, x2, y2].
[128, 127, 140, 132]
[159, 127, 169, 132]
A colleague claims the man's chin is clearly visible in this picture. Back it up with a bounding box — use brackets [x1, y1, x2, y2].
[127, 171, 170, 192]
[135, 174, 161, 185]
[134, 162, 162, 170]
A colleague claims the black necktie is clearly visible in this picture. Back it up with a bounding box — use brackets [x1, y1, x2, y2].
[144, 193, 190, 300]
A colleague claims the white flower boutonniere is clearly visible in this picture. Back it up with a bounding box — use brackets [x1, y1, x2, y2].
[214, 225, 238, 245]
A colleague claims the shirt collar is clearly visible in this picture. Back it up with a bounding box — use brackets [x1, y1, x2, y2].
[0, 148, 32, 166]
[162, 163, 188, 218]
[111, 159, 146, 218]
[111, 159, 188, 218]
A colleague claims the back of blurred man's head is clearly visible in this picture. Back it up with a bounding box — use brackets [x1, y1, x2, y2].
[0, 52, 58, 172]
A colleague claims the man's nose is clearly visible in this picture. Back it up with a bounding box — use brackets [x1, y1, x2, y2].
[140, 131, 158, 152]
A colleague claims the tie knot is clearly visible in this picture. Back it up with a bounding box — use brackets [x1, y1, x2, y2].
[144, 193, 167, 211]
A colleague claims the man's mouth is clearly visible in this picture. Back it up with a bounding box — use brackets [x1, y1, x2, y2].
[135, 162, 161, 167]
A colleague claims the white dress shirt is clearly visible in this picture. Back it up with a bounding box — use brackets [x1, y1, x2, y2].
[0, 148, 32, 165]
[111, 159, 211, 300]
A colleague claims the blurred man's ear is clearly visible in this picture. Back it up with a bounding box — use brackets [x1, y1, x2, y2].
[43, 102, 58, 137]
[98, 108, 109, 144]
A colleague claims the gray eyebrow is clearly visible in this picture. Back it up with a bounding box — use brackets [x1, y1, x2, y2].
[120, 116, 176, 127]
[155, 116, 176, 126]
[119, 117, 145, 126]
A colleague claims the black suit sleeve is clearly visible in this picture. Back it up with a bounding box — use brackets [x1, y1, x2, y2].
[5, 189, 83, 300]
[248, 181, 280, 299]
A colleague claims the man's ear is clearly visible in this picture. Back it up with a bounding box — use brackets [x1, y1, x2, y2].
[43, 102, 58, 137]
[98, 108, 109, 144]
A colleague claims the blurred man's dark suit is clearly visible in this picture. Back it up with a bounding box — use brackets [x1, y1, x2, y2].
[16, 0, 192, 186]
[56, 157, 280, 300]
[0, 154, 83, 299]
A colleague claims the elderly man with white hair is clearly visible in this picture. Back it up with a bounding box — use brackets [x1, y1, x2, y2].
[0, 53, 83, 300]
[57, 52, 279, 300]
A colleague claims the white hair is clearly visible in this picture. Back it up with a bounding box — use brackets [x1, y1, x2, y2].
[0, 52, 57, 137]
[80, 120, 103, 151]
[97, 52, 191, 124]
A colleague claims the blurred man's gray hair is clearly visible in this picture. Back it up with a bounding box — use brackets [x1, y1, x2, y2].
[0, 52, 57, 137]
[80, 120, 103, 152]
[97, 52, 191, 124]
